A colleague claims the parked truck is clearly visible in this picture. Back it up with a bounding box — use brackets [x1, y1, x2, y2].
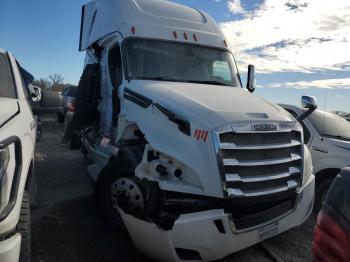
[0, 48, 62, 262]
[281, 104, 350, 212]
[78, 0, 316, 261]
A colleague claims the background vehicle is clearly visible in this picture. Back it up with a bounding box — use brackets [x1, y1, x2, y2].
[57, 85, 77, 124]
[312, 167, 350, 262]
[76, 1, 316, 261]
[0, 48, 62, 262]
[281, 104, 350, 212]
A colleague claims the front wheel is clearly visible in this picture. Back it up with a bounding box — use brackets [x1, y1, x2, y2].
[314, 178, 333, 213]
[95, 159, 132, 227]
[19, 192, 31, 262]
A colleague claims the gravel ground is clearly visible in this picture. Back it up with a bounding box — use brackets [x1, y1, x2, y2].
[31, 116, 316, 262]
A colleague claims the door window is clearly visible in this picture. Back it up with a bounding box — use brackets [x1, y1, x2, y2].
[108, 44, 122, 88]
[0, 53, 16, 98]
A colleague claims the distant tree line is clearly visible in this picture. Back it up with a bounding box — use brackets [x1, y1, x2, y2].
[32, 73, 77, 92]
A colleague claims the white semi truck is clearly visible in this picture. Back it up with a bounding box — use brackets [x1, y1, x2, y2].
[78, 0, 316, 261]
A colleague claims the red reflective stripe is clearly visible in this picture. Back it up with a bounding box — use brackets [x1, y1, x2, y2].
[203, 131, 209, 141]
[194, 129, 199, 138]
[197, 130, 203, 140]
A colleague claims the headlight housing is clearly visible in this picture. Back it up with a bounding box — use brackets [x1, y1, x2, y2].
[0, 147, 10, 180]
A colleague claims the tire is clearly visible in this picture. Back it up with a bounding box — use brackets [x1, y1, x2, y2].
[95, 159, 133, 227]
[95, 147, 143, 227]
[314, 178, 333, 213]
[70, 133, 82, 150]
[57, 112, 65, 123]
[18, 192, 31, 262]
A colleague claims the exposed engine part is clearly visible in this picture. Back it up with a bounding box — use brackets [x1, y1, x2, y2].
[111, 177, 145, 217]
[156, 164, 168, 177]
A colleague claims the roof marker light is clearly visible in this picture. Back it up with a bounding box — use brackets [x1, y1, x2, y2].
[183, 32, 188, 40]
[173, 31, 178, 39]
[193, 34, 198, 42]
[223, 40, 228, 47]
[131, 26, 136, 34]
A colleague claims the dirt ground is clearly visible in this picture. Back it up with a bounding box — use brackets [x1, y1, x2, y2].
[31, 116, 316, 262]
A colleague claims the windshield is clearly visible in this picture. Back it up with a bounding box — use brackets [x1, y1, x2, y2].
[309, 111, 350, 140]
[123, 38, 241, 87]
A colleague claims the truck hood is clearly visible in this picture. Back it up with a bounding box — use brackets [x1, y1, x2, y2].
[0, 98, 19, 128]
[126, 80, 294, 129]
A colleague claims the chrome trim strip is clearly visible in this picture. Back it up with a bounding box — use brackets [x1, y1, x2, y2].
[223, 154, 302, 167]
[220, 139, 301, 150]
[226, 180, 298, 197]
[225, 167, 301, 183]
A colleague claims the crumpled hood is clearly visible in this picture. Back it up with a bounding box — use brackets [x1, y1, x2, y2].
[0, 98, 19, 128]
[126, 81, 294, 129]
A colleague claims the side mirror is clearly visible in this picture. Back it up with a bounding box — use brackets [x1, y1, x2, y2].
[301, 95, 318, 109]
[246, 64, 256, 93]
[20, 67, 34, 86]
[32, 90, 64, 115]
[297, 95, 318, 121]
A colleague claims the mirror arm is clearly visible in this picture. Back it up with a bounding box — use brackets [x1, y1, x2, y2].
[297, 106, 317, 121]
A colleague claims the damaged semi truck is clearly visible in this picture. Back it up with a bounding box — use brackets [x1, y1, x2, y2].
[78, 0, 316, 261]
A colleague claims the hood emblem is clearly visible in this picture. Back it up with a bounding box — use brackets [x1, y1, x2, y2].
[252, 124, 278, 132]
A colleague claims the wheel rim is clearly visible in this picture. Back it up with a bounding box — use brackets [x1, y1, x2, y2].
[110, 178, 144, 214]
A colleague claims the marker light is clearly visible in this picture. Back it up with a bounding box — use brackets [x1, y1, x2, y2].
[193, 34, 198, 42]
[173, 31, 178, 39]
[131, 26, 136, 34]
[183, 32, 188, 40]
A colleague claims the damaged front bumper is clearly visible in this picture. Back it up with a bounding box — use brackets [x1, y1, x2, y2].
[119, 174, 315, 262]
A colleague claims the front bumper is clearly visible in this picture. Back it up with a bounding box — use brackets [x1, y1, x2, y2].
[120, 175, 315, 262]
[0, 233, 21, 262]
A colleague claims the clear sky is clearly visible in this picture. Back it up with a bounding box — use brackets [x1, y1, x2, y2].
[0, 0, 349, 112]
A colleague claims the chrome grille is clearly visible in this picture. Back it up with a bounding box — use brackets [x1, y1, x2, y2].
[217, 128, 303, 198]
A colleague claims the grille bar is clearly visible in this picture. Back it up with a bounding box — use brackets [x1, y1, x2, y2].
[223, 153, 302, 167]
[220, 139, 301, 150]
[225, 167, 301, 183]
[226, 180, 298, 197]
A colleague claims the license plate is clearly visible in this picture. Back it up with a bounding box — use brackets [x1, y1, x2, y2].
[258, 223, 279, 242]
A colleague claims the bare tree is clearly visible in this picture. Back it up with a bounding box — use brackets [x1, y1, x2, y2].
[49, 74, 64, 86]
[32, 78, 51, 90]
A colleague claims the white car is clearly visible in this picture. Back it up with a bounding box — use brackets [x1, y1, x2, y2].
[0, 48, 61, 262]
[281, 104, 350, 211]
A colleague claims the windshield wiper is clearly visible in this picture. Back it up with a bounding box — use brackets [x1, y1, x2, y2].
[323, 134, 350, 141]
[187, 80, 228, 86]
[137, 76, 180, 82]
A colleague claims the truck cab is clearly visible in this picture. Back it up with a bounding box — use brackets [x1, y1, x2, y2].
[78, 1, 315, 261]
